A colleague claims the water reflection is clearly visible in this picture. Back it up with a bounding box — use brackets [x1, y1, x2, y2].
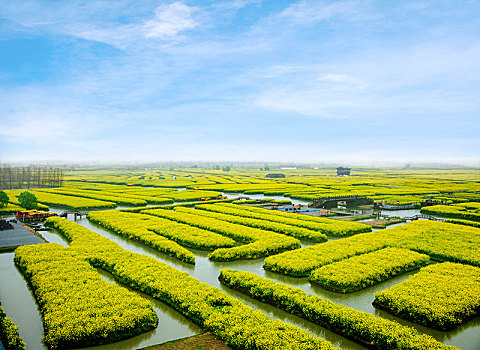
[89, 268, 201, 350]
[79, 218, 195, 273]
[221, 192, 311, 205]
[0, 253, 47, 350]
[1, 204, 478, 350]
[75, 216, 480, 350]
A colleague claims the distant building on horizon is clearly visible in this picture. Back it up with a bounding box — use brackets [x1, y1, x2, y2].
[265, 173, 286, 178]
[336, 167, 351, 176]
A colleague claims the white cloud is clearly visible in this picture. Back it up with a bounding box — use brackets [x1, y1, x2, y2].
[278, 0, 363, 24]
[213, 0, 261, 11]
[144, 2, 198, 39]
[251, 38, 480, 119]
[0, 1, 200, 48]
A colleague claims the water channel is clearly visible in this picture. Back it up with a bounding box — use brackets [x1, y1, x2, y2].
[0, 193, 479, 350]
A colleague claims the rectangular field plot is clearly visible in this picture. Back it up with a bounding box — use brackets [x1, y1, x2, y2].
[41, 217, 337, 350]
[309, 248, 430, 293]
[191, 205, 328, 242]
[87, 210, 240, 264]
[373, 262, 480, 330]
[32, 191, 116, 209]
[197, 203, 371, 236]
[421, 204, 480, 220]
[264, 220, 480, 277]
[14, 243, 158, 349]
[141, 207, 301, 261]
[227, 203, 372, 235]
[37, 188, 148, 206]
[219, 269, 456, 350]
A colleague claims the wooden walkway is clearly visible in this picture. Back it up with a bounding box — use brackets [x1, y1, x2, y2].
[379, 213, 444, 222]
[309, 195, 373, 209]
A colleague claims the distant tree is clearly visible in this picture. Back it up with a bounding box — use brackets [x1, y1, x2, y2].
[193, 165, 198, 168]
[18, 191, 38, 210]
[0, 190, 8, 208]
[222, 166, 231, 172]
[264, 165, 270, 171]
[214, 165, 220, 170]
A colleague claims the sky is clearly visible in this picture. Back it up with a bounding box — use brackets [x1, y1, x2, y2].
[0, 0, 479, 165]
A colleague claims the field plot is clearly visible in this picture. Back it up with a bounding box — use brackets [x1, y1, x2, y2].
[141, 207, 301, 261]
[421, 203, 480, 220]
[309, 248, 430, 293]
[1, 167, 479, 350]
[0, 203, 26, 214]
[41, 217, 337, 350]
[0, 302, 25, 349]
[219, 269, 455, 350]
[445, 219, 480, 228]
[209, 204, 371, 236]
[192, 205, 328, 241]
[88, 210, 222, 264]
[15, 243, 158, 349]
[34, 188, 223, 208]
[195, 203, 371, 237]
[264, 231, 389, 277]
[31, 191, 116, 210]
[374, 263, 480, 330]
[264, 220, 480, 277]
[167, 190, 222, 202]
[37, 188, 148, 206]
[90, 210, 235, 252]
[3, 189, 50, 210]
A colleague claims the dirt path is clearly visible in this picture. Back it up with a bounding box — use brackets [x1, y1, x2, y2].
[140, 333, 232, 350]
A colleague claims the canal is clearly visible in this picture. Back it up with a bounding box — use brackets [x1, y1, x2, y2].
[0, 197, 479, 350]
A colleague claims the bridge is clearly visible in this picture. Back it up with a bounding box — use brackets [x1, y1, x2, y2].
[376, 203, 419, 210]
[378, 213, 445, 222]
[308, 195, 373, 209]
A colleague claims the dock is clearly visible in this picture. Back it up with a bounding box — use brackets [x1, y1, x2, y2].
[0, 222, 46, 252]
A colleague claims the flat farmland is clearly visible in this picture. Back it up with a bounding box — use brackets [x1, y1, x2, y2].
[1, 168, 479, 350]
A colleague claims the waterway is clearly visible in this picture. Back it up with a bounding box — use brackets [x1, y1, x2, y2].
[0, 196, 479, 350]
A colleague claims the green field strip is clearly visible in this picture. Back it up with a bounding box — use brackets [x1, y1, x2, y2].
[264, 221, 480, 277]
[37, 188, 147, 206]
[88, 210, 239, 258]
[374, 262, 480, 330]
[31, 191, 116, 210]
[87, 211, 196, 264]
[15, 244, 157, 349]
[219, 269, 457, 350]
[193, 205, 328, 242]
[0, 302, 26, 350]
[40, 217, 337, 350]
[141, 208, 300, 261]
[212, 203, 372, 236]
[309, 247, 430, 293]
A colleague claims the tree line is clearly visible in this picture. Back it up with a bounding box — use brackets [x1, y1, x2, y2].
[0, 165, 64, 190]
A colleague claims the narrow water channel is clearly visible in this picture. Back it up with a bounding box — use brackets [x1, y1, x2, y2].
[1, 198, 479, 350]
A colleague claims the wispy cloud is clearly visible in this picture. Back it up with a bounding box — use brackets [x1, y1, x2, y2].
[213, 0, 262, 11]
[277, 0, 366, 24]
[144, 2, 198, 40]
[0, 0, 479, 163]
[252, 37, 480, 118]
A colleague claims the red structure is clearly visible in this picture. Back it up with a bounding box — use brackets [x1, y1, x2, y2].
[16, 210, 58, 222]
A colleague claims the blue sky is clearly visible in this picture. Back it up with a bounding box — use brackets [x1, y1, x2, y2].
[0, 0, 479, 165]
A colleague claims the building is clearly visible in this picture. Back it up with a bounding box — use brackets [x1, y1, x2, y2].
[265, 173, 286, 178]
[336, 167, 351, 176]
